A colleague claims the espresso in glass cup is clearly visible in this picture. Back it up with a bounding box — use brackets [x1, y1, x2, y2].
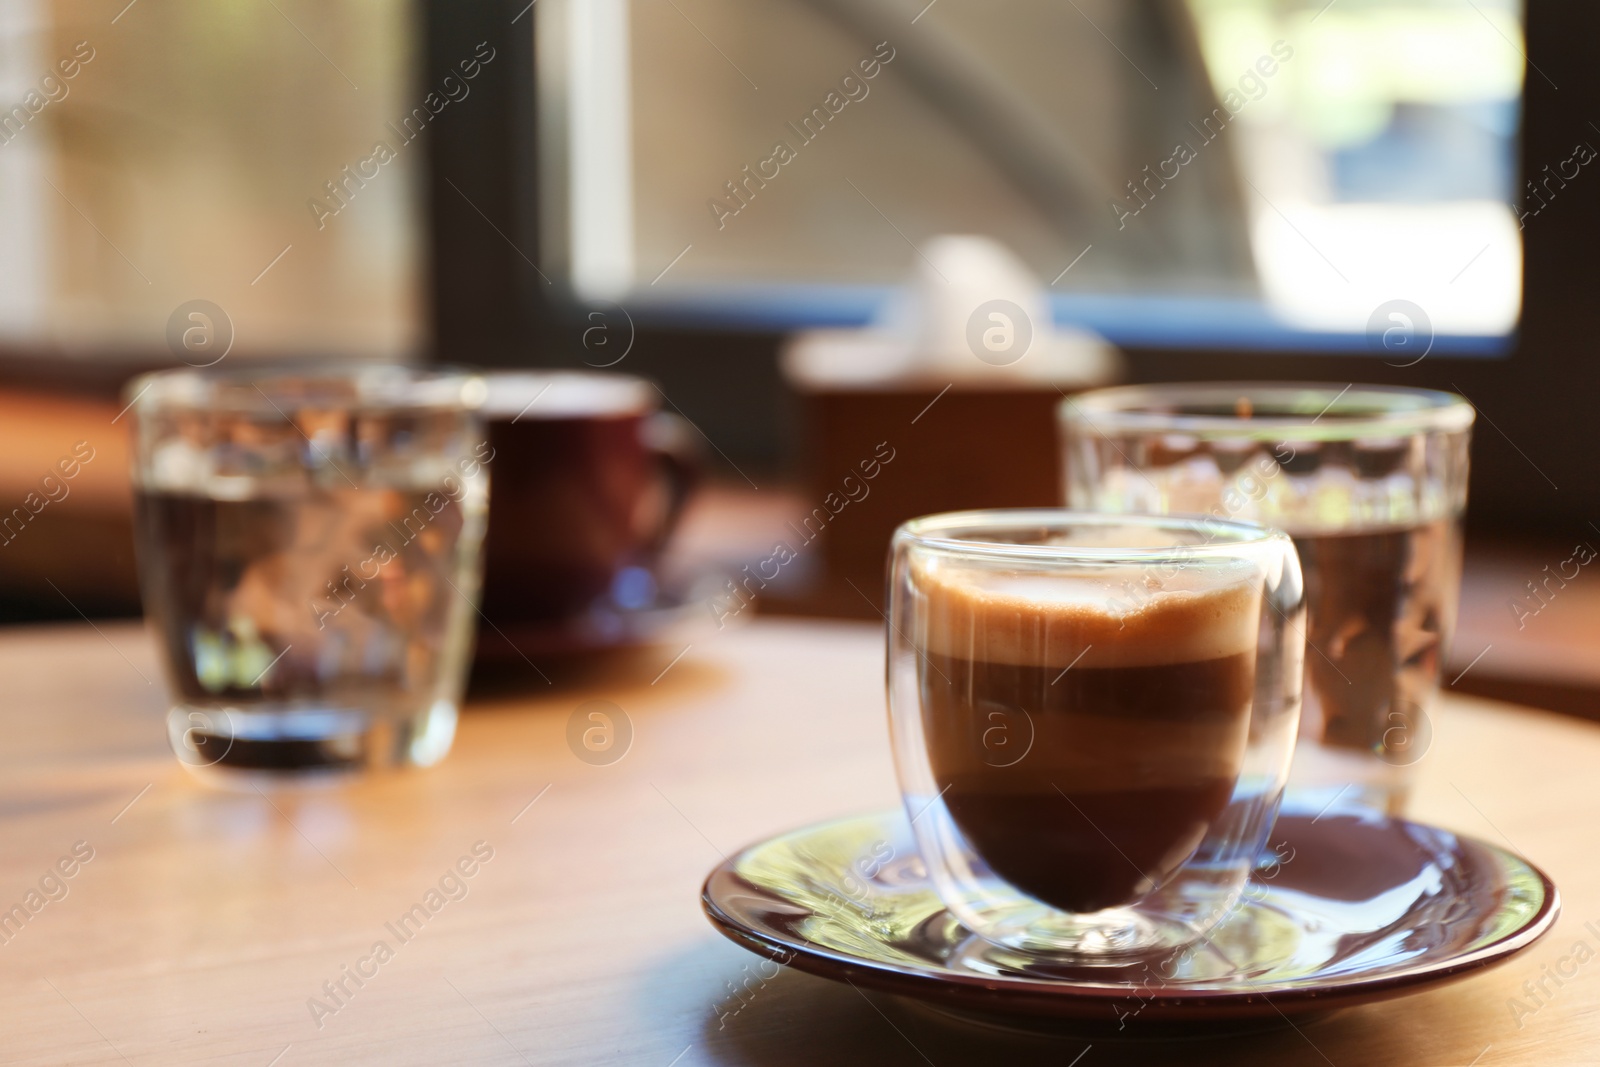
[888, 510, 1304, 958]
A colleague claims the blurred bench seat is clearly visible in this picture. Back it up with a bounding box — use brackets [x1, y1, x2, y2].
[0, 387, 140, 620]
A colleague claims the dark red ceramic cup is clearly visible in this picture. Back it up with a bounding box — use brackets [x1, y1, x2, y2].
[477, 372, 697, 648]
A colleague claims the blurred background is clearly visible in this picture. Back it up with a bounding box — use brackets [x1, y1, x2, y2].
[0, 0, 1594, 713]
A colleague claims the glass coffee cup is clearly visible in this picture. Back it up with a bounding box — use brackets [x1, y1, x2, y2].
[887, 510, 1305, 958]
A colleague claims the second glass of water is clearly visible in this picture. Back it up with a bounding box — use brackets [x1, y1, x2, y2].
[128, 366, 490, 782]
[1061, 383, 1473, 815]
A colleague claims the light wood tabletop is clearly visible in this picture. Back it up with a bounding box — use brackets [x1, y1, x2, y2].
[0, 618, 1591, 1066]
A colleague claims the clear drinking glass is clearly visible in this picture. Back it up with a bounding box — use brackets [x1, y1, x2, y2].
[127, 366, 490, 783]
[1060, 383, 1473, 815]
[888, 510, 1304, 959]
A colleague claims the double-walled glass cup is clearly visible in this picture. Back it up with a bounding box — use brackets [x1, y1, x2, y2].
[1060, 383, 1472, 815]
[127, 366, 490, 783]
[888, 510, 1304, 959]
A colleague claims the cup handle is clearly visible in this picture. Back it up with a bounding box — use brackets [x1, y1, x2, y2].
[640, 411, 701, 556]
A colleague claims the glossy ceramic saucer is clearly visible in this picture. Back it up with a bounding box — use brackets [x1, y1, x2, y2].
[702, 810, 1558, 1027]
[473, 570, 729, 662]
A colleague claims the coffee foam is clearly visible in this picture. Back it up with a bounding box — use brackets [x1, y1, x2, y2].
[915, 560, 1260, 668]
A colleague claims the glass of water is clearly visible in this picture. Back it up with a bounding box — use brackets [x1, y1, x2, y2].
[1060, 383, 1473, 816]
[127, 366, 490, 782]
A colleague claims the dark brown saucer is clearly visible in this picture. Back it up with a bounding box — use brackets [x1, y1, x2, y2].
[473, 570, 730, 663]
[701, 810, 1558, 1027]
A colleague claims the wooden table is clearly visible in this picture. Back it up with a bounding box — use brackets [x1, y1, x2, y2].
[0, 618, 1592, 1066]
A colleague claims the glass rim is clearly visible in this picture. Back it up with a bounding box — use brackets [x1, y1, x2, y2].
[479, 369, 656, 420]
[124, 363, 486, 416]
[1059, 382, 1474, 441]
[893, 508, 1289, 564]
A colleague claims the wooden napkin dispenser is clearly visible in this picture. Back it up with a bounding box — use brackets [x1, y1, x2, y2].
[773, 326, 1120, 618]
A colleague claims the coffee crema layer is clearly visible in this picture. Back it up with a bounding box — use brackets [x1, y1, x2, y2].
[915, 562, 1260, 669]
[913, 564, 1261, 913]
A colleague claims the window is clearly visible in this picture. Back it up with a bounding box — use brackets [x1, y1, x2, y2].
[538, 0, 1523, 350]
[0, 0, 420, 363]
